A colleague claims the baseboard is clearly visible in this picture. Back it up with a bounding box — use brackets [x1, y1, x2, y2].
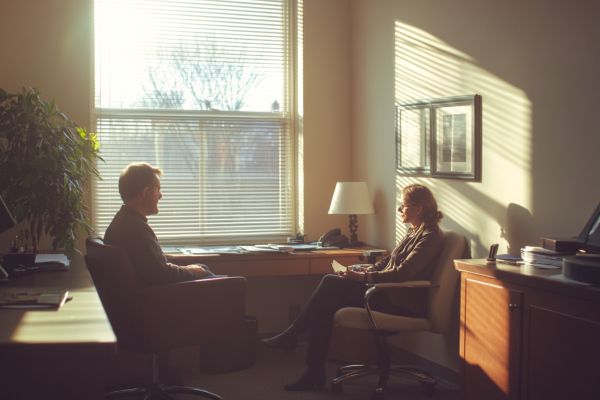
[390, 347, 459, 388]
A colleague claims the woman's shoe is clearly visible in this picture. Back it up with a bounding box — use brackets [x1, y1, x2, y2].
[261, 331, 298, 350]
[283, 370, 325, 391]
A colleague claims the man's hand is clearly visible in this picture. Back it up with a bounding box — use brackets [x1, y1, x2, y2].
[188, 264, 211, 278]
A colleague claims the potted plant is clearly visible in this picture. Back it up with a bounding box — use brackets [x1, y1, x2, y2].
[0, 87, 101, 254]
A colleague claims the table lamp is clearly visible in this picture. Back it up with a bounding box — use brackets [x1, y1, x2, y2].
[328, 181, 374, 246]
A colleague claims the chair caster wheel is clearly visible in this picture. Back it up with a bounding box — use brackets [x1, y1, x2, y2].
[420, 381, 436, 396]
[331, 382, 343, 395]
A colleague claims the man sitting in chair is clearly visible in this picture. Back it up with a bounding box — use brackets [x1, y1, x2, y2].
[104, 162, 215, 285]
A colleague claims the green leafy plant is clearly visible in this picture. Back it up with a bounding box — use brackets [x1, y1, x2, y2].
[0, 87, 102, 253]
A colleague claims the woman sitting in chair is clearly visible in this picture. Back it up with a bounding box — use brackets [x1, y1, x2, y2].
[263, 183, 444, 391]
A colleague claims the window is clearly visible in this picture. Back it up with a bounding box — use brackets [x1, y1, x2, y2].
[93, 0, 297, 244]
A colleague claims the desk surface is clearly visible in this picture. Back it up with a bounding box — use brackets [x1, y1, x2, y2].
[0, 254, 115, 346]
[454, 258, 600, 303]
[166, 246, 375, 277]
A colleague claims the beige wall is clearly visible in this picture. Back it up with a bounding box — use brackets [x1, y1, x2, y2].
[0, 0, 92, 249]
[351, 0, 600, 370]
[302, 0, 353, 241]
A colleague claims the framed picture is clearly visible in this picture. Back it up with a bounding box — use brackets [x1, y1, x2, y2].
[396, 94, 481, 180]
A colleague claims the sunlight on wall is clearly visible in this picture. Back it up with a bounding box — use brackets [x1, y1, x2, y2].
[394, 21, 532, 254]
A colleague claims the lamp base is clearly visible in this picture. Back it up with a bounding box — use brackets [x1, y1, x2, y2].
[348, 214, 362, 247]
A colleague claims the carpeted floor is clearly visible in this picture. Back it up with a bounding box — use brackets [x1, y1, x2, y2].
[181, 341, 460, 400]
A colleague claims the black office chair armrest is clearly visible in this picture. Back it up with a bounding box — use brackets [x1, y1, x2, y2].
[365, 280, 436, 303]
[135, 276, 247, 351]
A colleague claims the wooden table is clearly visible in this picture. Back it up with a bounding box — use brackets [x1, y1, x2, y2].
[455, 259, 600, 400]
[166, 247, 373, 277]
[0, 254, 116, 400]
[167, 247, 376, 334]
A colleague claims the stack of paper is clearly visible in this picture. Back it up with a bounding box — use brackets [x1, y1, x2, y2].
[520, 246, 571, 269]
[0, 287, 70, 309]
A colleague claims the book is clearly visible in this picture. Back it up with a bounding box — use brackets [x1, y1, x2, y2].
[0, 287, 69, 309]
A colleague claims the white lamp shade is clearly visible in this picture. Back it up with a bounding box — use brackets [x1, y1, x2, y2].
[328, 182, 374, 215]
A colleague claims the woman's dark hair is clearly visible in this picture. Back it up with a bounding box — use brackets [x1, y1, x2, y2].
[403, 184, 443, 224]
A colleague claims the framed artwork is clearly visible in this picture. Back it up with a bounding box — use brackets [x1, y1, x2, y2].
[396, 94, 481, 180]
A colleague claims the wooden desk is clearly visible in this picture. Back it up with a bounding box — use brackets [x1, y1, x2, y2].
[167, 247, 374, 334]
[455, 259, 600, 400]
[166, 247, 372, 277]
[0, 255, 116, 400]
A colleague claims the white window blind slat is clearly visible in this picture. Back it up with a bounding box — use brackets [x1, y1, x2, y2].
[94, 0, 295, 245]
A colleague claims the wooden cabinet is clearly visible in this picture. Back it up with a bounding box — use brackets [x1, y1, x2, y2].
[524, 290, 600, 400]
[461, 275, 523, 400]
[456, 260, 600, 400]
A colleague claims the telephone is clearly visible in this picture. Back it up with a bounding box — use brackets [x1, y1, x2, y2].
[318, 228, 349, 248]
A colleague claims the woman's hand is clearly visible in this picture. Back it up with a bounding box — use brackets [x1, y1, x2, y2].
[344, 268, 367, 282]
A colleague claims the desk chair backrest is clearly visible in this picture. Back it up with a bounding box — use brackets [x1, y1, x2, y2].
[85, 237, 144, 345]
[428, 230, 469, 334]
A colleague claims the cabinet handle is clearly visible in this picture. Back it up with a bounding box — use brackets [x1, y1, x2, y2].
[508, 303, 519, 310]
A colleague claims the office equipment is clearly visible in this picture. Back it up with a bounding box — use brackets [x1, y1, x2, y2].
[86, 237, 247, 400]
[328, 182, 374, 246]
[486, 243, 499, 262]
[331, 231, 468, 398]
[318, 228, 349, 248]
[540, 236, 580, 253]
[577, 201, 600, 253]
[520, 246, 567, 269]
[455, 258, 600, 399]
[563, 254, 600, 284]
[542, 202, 600, 254]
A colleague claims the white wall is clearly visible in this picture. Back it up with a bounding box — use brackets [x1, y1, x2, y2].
[351, 0, 600, 371]
[302, 0, 353, 241]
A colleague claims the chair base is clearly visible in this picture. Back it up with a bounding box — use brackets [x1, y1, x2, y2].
[331, 363, 437, 399]
[105, 383, 221, 400]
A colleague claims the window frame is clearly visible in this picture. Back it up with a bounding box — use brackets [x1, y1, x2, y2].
[91, 0, 299, 245]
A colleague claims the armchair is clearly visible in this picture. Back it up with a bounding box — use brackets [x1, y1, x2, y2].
[331, 230, 468, 399]
[85, 237, 247, 399]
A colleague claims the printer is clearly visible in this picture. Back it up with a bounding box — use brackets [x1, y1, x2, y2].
[562, 202, 600, 284]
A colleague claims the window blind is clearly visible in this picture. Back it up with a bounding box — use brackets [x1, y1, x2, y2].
[94, 0, 295, 244]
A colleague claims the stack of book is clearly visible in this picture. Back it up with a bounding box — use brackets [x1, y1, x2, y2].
[520, 246, 571, 269]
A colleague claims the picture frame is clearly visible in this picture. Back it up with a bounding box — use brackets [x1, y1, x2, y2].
[396, 94, 481, 180]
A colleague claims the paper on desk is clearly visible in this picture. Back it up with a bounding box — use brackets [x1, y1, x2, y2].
[35, 253, 69, 266]
[331, 260, 347, 273]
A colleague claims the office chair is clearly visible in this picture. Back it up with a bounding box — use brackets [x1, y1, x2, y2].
[85, 237, 247, 400]
[331, 230, 468, 399]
